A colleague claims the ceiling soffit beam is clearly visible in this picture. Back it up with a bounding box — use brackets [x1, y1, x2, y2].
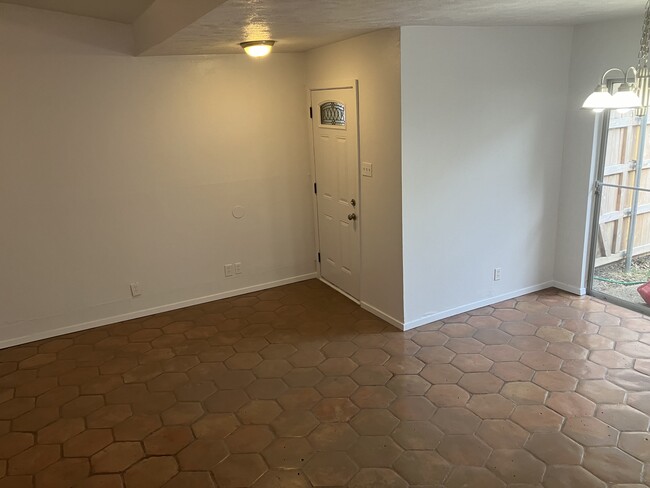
[134, 0, 228, 55]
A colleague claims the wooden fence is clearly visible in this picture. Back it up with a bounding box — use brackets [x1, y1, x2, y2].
[595, 112, 650, 267]
[595, 111, 650, 267]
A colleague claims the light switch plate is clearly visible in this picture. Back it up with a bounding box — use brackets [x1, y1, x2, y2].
[362, 162, 373, 177]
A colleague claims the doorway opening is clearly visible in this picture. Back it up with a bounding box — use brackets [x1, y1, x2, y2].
[588, 84, 650, 312]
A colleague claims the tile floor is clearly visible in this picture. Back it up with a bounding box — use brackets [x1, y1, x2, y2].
[0, 280, 649, 487]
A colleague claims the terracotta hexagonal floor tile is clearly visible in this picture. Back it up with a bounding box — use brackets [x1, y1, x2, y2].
[212, 453, 268, 488]
[315, 376, 357, 398]
[595, 404, 650, 432]
[619, 432, 650, 462]
[431, 407, 481, 434]
[347, 468, 408, 488]
[163, 471, 216, 488]
[391, 420, 443, 450]
[349, 436, 402, 468]
[386, 375, 431, 396]
[37, 418, 85, 444]
[143, 426, 193, 455]
[477, 419, 529, 449]
[445, 466, 505, 488]
[393, 450, 449, 485]
[6, 445, 56, 480]
[91, 442, 143, 473]
[262, 437, 312, 469]
[473, 329, 511, 345]
[34, 458, 90, 487]
[389, 396, 435, 421]
[486, 448, 545, 484]
[501, 382, 548, 404]
[419, 364, 463, 384]
[563, 417, 619, 446]
[425, 384, 470, 407]
[577, 379, 627, 404]
[177, 438, 228, 470]
[525, 431, 584, 464]
[124, 456, 178, 488]
[226, 425, 274, 453]
[191, 413, 239, 439]
[350, 386, 396, 408]
[311, 398, 359, 422]
[437, 434, 491, 466]
[351, 348, 390, 366]
[271, 411, 318, 437]
[251, 469, 310, 488]
[546, 391, 595, 418]
[350, 409, 399, 435]
[415, 346, 456, 364]
[533, 370, 578, 392]
[583, 447, 644, 483]
[308, 422, 358, 451]
[490, 361, 534, 382]
[282, 368, 324, 388]
[237, 400, 282, 425]
[511, 405, 563, 433]
[452, 354, 494, 372]
[0, 432, 34, 458]
[467, 394, 515, 419]
[458, 372, 504, 394]
[543, 465, 606, 488]
[304, 451, 358, 486]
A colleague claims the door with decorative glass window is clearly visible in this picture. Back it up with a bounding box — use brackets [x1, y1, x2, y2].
[311, 86, 360, 300]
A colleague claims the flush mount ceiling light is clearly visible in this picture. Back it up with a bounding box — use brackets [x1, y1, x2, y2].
[240, 40, 276, 58]
[583, 1, 649, 115]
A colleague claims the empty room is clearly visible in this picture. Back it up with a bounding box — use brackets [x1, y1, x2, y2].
[1, 0, 650, 486]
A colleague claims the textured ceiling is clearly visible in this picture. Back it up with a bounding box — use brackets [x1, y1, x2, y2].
[0, 0, 154, 23]
[145, 0, 645, 55]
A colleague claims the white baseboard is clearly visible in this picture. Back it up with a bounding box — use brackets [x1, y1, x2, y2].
[552, 281, 586, 296]
[402, 281, 556, 331]
[360, 301, 404, 330]
[0, 273, 317, 350]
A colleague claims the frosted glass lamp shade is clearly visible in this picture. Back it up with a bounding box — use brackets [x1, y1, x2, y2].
[612, 84, 642, 112]
[582, 85, 613, 112]
[240, 40, 276, 57]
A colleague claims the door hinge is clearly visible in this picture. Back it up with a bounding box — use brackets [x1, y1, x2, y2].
[314, 182, 317, 194]
[594, 180, 602, 195]
[309, 107, 313, 119]
[317, 252, 321, 263]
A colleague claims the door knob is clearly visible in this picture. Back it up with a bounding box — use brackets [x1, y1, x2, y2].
[348, 213, 357, 221]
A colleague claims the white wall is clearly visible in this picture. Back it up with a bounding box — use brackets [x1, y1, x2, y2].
[401, 26, 573, 327]
[0, 5, 316, 347]
[554, 17, 641, 293]
[306, 30, 404, 324]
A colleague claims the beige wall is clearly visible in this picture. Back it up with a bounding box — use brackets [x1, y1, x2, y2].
[306, 29, 404, 324]
[0, 5, 316, 347]
[401, 26, 572, 327]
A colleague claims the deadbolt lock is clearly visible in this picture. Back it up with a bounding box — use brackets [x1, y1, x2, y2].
[350, 198, 356, 207]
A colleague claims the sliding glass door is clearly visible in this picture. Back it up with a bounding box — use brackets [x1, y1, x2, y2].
[588, 100, 650, 312]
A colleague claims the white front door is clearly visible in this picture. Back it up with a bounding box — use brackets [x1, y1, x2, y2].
[311, 87, 360, 300]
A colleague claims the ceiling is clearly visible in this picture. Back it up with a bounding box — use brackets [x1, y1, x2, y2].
[145, 0, 646, 55]
[1, 0, 155, 23]
[1, 0, 645, 55]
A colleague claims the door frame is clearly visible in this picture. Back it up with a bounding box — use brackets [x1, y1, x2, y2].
[307, 79, 362, 303]
[586, 79, 650, 315]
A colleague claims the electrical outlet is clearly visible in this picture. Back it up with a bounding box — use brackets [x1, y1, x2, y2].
[224, 264, 234, 277]
[362, 162, 373, 177]
[234, 262, 242, 275]
[130, 282, 141, 297]
[493, 268, 501, 281]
